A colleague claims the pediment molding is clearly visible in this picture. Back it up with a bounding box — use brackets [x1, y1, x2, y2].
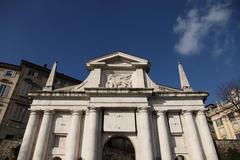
[86, 52, 150, 70]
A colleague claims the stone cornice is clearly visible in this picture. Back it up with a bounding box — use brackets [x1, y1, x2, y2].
[28, 88, 154, 98]
[28, 91, 88, 98]
[84, 87, 153, 96]
[28, 89, 208, 100]
[153, 91, 208, 100]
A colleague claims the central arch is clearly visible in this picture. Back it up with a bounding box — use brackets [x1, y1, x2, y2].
[102, 137, 135, 160]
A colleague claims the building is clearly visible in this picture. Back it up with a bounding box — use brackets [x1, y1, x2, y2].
[206, 102, 240, 140]
[206, 115, 217, 140]
[0, 60, 81, 139]
[18, 52, 218, 160]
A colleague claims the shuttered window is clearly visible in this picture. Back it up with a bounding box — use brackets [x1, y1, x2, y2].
[216, 118, 223, 127]
[11, 105, 26, 122]
[20, 82, 32, 96]
[0, 84, 11, 97]
[27, 69, 38, 77]
[3, 70, 16, 77]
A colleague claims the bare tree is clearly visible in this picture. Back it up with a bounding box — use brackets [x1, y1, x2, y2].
[217, 80, 240, 113]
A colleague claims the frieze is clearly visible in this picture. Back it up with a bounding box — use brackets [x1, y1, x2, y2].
[106, 74, 132, 88]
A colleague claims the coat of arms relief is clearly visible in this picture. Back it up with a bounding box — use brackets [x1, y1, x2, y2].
[105, 74, 132, 88]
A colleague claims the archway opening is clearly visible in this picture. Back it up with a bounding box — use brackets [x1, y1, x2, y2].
[53, 157, 62, 160]
[102, 137, 135, 160]
[175, 155, 185, 160]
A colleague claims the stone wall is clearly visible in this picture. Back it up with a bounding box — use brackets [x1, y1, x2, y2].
[0, 139, 21, 160]
[215, 140, 240, 160]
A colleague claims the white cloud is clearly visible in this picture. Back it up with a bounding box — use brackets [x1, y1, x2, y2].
[204, 3, 231, 25]
[174, 2, 232, 55]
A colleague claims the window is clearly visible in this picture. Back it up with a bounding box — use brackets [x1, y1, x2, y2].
[11, 106, 26, 122]
[20, 82, 32, 96]
[27, 69, 38, 77]
[0, 84, 7, 96]
[227, 112, 235, 121]
[219, 127, 226, 136]
[216, 118, 223, 127]
[235, 133, 240, 139]
[0, 84, 10, 97]
[3, 70, 15, 77]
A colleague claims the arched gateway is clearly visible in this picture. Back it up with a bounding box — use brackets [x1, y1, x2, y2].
[17, 52, 219, 160]
[103, 137, 135, 160]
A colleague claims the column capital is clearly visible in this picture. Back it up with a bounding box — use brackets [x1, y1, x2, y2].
[72, 110, 84, 115]
[182, 109, 193, 115]
[87, 107, 99, 113]
[155, 109, 168, 115]
[137, 107, 152, 113]
[196, 109, 206, 116]
[42, 109, 54, 115]
[29, 109, 41, 115]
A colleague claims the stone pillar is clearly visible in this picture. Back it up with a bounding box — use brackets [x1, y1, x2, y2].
[156, 110, 172, 160]
[17, 110, 41, 160]
[84, 107, 99, 160]
[138, 107, 154, 160]
[196, 110, 218, 160]
[65, 110, 83, 160]
[133, 68, 145, 88]
[183, 110, 204, 160]
[213, 120, 221, 139]
[227, 119, 236, 139]
[32, 110, 54, 160]
[223, 117, 236, 139]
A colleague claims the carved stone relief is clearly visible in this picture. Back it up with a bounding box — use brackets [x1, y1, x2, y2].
[105, 74, 132, 88]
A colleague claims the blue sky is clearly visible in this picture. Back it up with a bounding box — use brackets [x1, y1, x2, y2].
[0, 0, 239, 104]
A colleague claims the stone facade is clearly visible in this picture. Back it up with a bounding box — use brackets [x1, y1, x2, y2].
[0, 60, 81, 139]
[206, 103, 240, 140]
[18, 52, 218, 160]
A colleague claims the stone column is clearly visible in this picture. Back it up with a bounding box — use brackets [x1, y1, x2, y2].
[223, 117, 236, 139]
[196, 110, 218, 160]
[212, 120, 221, 139]
[227, 119, 236, 139]
[17, 110, 41, 160]
[84, 107, 99, 160]
[156, 110, 172, 160]
[138, 107, 154, 160]
[183, 110, 204, 160]
[65, 110, 83, 160]
[32, 110, 54, 160]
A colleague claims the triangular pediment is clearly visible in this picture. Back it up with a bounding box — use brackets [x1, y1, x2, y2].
[101, 56, 138, 65]
[86, 52, 150, 70]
